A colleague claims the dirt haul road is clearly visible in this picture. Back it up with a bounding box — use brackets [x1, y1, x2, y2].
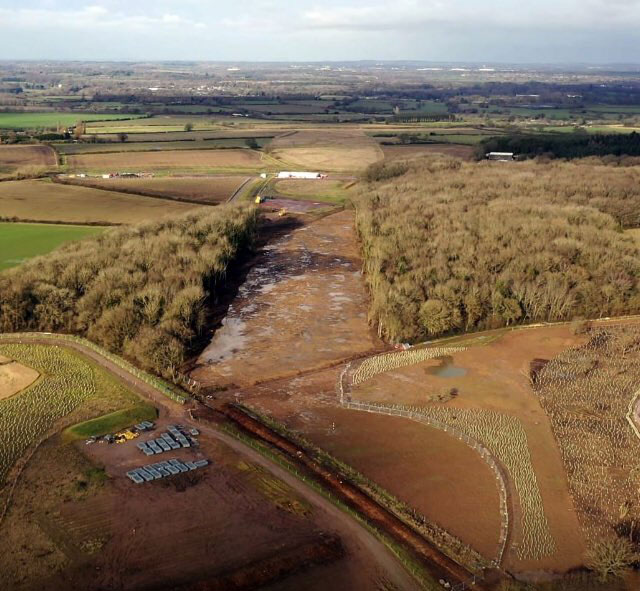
[0, 335, 421, 591]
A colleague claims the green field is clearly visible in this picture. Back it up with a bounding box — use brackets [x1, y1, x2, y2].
[0, 112, 144, 130]
[63, 403, 158, 440]
[0, 222, 104, 271]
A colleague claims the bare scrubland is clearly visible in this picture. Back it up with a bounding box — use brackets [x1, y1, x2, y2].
[0, 204, 259, 378]
[355, 156, 640, 341]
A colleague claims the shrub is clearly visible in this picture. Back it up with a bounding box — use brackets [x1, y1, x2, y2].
[586, 537, 638, 582]
[362, 161, 409, 183]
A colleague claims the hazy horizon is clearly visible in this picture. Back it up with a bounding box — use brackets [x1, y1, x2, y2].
[1, 0, 639, 63]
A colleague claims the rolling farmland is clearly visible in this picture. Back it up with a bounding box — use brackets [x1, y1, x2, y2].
[0, 179, 206, 224]
[68, 175, 251, 204]
[0, 144, 57, 174]
[0, 112, 143, 130]
[67, 148, 264, 173]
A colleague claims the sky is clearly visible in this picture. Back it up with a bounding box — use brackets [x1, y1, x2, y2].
[0, 0, 639, 63]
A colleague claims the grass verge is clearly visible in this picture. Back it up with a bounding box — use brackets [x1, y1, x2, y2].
[63, 402, 158, 441]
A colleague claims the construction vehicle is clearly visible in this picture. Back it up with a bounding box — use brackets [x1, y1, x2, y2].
[255, 195, 265, 204]
[278, 208, 288, 217]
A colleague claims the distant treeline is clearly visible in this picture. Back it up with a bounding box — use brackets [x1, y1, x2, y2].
[478, 132, 640, 160]
[0, 204, 259, 379]
[356, 156, 640, 342]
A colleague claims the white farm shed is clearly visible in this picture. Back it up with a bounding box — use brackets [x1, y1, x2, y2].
[277, 171, 326, 179]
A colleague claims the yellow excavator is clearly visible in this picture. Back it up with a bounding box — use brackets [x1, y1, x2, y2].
[278, 208, 288, 217]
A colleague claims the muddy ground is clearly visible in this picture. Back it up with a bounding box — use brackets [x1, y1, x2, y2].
[0, 411, 413, 591]
[193, 210, 382, 388]
[190, 205, 637, 579]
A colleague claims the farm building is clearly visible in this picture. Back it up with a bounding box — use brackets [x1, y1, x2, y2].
[486, 152, 515, 161]
[277, 171, 326, 179]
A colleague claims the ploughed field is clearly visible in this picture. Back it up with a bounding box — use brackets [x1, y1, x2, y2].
[68, 175, 251, 204]
[0, 144, 57, 175]
[66, 148, 264, 173]
[0, 179, 206, 224]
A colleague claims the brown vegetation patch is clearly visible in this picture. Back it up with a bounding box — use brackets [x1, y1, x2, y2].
[0, 204, 259, 378]
[535, 324, 640, 547]
[0, 144, 57, 173]
[382, 144, 474, 160]
[67, 149, 262, 172]
[0, 179, 203, 224]
[356, 156, 640, 342]
[270, 130, 382, 172]
[0, 356, 39, 400]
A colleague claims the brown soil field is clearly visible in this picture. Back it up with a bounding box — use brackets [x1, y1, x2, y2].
[70, 175, 250, 204]
[67, 149, 263, 172]
[270, 130, 382, 172]
[240, 370, 502, 562]
[0, 355, 39, 400]
[352, 325, 592, 573]
[192, 210, 382, 388]
[0, 144, 57, 173]
[0, 179, 205, 224]
[382, 143, 475, 160]
[0, 428, 354, 590]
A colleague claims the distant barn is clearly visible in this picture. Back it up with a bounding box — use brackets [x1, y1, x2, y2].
[486, 152, 515, 161]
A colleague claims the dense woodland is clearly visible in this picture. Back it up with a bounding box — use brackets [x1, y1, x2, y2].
[355, 157, 640, 341]
[0, 204, 259, 377]
[479, 132, 640, 160]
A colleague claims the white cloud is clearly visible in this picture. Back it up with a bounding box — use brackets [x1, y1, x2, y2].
[301, 0, 640, 31]
[0, 5, 207, 32]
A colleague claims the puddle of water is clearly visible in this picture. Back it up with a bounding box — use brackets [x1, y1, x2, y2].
[200, 317, 247, 364]
[425, 356, 468, 378]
